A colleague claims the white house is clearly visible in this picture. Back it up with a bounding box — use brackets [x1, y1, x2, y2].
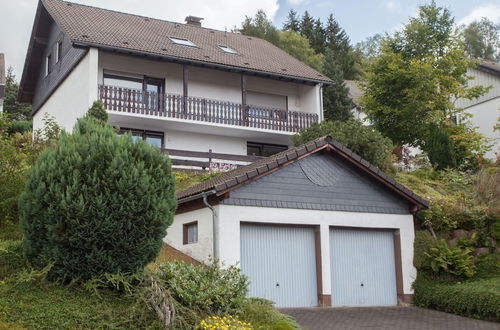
[19, 0, 331, 167]
[167, 136, 429, 308]
[456, 61, 500, 159]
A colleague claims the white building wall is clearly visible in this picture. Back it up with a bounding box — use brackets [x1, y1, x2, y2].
[33, 48, 99, 132]
[164, 130, 247, 155]
[216, 205, 416, 296]
[164, 207, 214, 262]
[465, 97, 500, 159]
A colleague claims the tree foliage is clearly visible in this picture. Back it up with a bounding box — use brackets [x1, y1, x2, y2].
[19, 117, 177, 281]
[85, 100, 108, 123]
[4, 67, 31, 121]
[293, 120, 393, 170]
[461, 18, 500, 61]
[322, 50, 353, 121]
[239, 10, 280, 45]
[361, 2, 490, 170]
[277, 30, 325, 72]
[282, 9, 300, 32]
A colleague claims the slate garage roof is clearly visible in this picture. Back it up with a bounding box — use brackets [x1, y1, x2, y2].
[176, 136, 429, 210]
[39, 0, 332, 84]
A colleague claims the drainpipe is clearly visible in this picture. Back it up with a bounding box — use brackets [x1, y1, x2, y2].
[178, 189, 218, 259]
[203, 193, 218, 259]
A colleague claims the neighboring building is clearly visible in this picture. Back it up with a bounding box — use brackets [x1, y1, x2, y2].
[0, 53, 5, 112]
[19, 0, 331, 166]
[345, 80, 367, 122]
[169, 136, 428, 308]
[456, 61, 500, 159]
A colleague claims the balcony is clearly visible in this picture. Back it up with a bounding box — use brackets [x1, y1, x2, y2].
[98, 85, 318, 133]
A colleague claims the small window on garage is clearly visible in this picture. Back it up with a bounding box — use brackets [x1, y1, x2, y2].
[183, 221, 198, 244]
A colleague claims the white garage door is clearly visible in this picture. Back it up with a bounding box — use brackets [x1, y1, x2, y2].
[240, 224, 317, 308]
[330, 228, 397, 307]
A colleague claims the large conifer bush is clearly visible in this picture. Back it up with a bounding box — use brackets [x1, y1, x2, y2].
[19, 118, 176, 281]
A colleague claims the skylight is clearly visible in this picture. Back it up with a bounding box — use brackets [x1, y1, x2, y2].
[169, 37, 196, 47]
[218, 45, 237, 54]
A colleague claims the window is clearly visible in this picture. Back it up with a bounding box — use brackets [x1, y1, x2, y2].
[183, 221, 198, 244]
[217, 45, 237, 54]
[118, 128, 164, 148]
[45, 54, 52, 76]
[56, 41, 62, 63]
[169, 37, 197, 47]
[247, 142, 288, 157]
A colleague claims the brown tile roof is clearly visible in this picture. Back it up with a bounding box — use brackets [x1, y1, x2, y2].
[177, 136, 429, 209]
[41, 0, 332, 84]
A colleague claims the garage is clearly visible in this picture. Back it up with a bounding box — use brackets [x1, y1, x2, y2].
[240, 224, 318, 308]
[330, 228, 398, 306]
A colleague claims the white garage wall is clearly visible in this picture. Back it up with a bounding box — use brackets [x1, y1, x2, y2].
[164, 207, 214, 262]
[217, 205, 416, 296]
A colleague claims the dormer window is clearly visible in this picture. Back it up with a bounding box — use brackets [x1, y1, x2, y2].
[169, 37, 196, 47]
[218, 45, 237, 54]
[56, 41, 62, 63]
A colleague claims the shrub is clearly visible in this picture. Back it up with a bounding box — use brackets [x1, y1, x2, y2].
[425, 239, 476, 278]
[0, 240, 25, 280]
[158, 260, 249, 316]
[238, 298, 300, 330]
[293, 120, 393, 171]
[422, 124, 457, 170]
[412, 274, 500, 321]
[19, 118, 176, 281]
[86, 100, 108, 123]
[413, 230, 436, 270]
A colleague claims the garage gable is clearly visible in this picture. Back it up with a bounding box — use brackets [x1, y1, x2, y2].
[222, 151, 411, 214]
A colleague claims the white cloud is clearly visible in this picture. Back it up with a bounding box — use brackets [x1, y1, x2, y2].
[286, 0, 308, 5]
[458, 3, 500, 25]
[0, 0, 279, 78]
[384, 0, 401, 12]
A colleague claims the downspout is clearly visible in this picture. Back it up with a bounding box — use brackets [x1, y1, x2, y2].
[177, 189, 218, 259]
[202, 193, 218, 259]
[319, 83, 324, 122]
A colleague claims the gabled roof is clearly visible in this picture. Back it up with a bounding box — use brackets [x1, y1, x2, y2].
[177, 136, 429, 210]
[37, 0, 331, 85]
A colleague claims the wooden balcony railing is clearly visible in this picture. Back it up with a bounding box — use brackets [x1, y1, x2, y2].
[98, 85, 318, 133]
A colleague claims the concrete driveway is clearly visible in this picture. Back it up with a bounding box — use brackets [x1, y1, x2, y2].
[281, 306, 499, 330]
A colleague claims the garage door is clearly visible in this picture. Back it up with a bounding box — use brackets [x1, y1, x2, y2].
[240, 224, 317, 307]
[330, 228, 397, 307]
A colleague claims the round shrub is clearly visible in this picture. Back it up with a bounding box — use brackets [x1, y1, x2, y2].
[19, 118, 176, 281]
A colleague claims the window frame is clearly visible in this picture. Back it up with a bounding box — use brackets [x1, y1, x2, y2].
[247, 141, 288, 157]
[118, 127, 164, 148]
[169, 36, 197, 47]
[183, 221, 198, 245]
[217, 45, 237, 54]
[45, 53, 52, 76]
[55, 41, 62, 63]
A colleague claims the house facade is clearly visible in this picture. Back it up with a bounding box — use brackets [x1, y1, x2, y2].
[168, 137, 428, 308]
[456, 61, 500, 159]
[19, 0, 331, 165]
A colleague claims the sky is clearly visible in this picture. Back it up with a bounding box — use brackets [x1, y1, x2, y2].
[1, 0, 500, 80]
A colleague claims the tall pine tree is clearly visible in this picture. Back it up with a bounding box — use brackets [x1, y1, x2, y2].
[300, 11, 315, 42]
[283, 9, 300, 32]
[323, 49, 353, 121]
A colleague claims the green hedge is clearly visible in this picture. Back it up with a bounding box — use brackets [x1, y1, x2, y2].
[413, 275, 500, 321]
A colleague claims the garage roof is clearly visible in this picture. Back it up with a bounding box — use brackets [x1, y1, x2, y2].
[177, 136, 429, 210]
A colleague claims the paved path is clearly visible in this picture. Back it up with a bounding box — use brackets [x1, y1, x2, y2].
[281, 306, 499, 330]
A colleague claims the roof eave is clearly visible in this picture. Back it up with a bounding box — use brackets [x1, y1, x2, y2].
[72, 40, 333, 85]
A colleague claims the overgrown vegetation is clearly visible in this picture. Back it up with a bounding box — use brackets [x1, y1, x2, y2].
[404, 163, 499, 321]
[293, 120, 394, 171]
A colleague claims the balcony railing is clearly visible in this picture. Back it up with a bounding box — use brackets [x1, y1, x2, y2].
[98, 85, 318, 133]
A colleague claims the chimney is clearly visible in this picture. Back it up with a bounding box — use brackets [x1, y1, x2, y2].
[185, 16, 203, 27]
